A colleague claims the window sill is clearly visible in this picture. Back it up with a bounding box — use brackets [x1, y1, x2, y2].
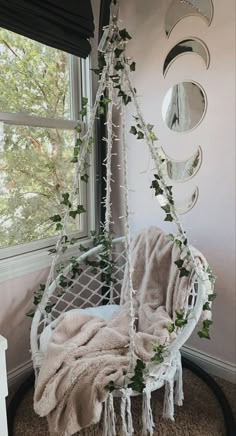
[0, 238, 92, 283]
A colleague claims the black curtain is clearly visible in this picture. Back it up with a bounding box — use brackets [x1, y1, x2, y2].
[0, 0, 94, 58]
[96, 0, 111, 226]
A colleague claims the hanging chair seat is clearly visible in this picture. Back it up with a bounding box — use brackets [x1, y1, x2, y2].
[31, 228, 211, 435]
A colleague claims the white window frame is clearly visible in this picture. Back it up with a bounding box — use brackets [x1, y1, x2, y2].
[0, 48, 96, 280]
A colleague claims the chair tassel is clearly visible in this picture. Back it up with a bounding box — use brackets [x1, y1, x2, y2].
[142, 387, 154, 436]
[120, 389, 134, 436]
[174, 356, 184, 406]
[163, 379, 175, 421]
[103, 393, 116, 436]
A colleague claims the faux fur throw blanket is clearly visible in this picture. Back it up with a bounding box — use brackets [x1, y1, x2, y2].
[34, 226, 209, 436]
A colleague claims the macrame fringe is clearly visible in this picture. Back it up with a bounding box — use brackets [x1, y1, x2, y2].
[142, 387, 154, 436]
[174, 356, 184, 406]
[120, 389, 134, 436]
[103, 393, 116, 436]
[163, 379, 175, 421]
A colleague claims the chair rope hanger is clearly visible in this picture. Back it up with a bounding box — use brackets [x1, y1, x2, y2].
[30, 1, 216, 434]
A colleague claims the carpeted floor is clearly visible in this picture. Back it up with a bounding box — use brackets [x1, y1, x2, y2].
[11, 369, 236, 436]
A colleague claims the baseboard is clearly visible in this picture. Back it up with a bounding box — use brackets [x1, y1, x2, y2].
[7, 360, 33, 390]
[182, 345, 236, 384]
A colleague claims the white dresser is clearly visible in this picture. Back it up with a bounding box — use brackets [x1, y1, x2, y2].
[0, 336, 8, 436]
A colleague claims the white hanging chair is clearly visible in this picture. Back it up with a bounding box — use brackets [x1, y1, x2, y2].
[30, 2, 214, 434]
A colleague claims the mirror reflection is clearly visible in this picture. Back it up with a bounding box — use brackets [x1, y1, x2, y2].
[163, 38, 210, 76]
[174, 186, 199, 214]
[162, 81, 207, 133]
[160, 146, 202, 182]
[165, 0, 214, 37]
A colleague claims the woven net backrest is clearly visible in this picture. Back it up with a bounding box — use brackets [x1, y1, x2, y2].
[35, 238, 126, 342]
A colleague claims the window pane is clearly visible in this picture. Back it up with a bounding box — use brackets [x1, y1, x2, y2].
[0, 28, 71, 119]
[0, 125, 81, 247]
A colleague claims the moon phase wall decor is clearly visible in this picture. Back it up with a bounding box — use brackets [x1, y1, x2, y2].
[174, 185, 199, 214]
[160, 146, 202, 182]
[162, 81, 207, 133]
[165, 0, 214, 37]
[163, 38, 210, 76]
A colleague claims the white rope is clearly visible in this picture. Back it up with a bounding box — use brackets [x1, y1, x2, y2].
[103, 393, 116, 436]
[120, 389, 133, 436]
[174, 353, 184, 406]
[142, 386, 154, 436]
[121, 85, 136, 373]
[163, 379, 175, 421]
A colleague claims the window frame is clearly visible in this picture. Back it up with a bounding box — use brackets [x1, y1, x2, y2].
[0, 41, 96, 268]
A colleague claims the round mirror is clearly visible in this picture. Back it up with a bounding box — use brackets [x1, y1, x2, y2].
[162, 81, 207, 133]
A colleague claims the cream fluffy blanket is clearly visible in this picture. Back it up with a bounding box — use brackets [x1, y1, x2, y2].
[34, 227, 206, 435]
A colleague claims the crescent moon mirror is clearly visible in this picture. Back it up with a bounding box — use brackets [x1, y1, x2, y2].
[160, 146, 203, 182]
[163, 38, 210, 76]
[162, 81, 207, 133]
[174, 186, 199, 214]
[165, 0, 214, 37]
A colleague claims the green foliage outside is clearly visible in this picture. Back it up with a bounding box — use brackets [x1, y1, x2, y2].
[0, 29, 77, 247]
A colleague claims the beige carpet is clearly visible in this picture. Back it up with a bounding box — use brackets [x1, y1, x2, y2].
[12, 369, 236, 436]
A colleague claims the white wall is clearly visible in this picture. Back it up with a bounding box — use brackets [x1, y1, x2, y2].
[119, 0, 236, 366]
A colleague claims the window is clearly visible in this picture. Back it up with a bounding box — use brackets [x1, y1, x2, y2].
[0, 28, 94, 263]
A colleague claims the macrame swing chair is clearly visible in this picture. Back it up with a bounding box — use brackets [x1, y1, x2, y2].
[30, 2, 215, 435]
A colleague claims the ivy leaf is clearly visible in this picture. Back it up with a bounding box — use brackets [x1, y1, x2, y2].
[174, 259, 184, 268]
[137, 131, 144, 139]
[114, 48, 124, 58]
[69, 210, 77, 219]
[105, 381, 115, 392]
[147, 124, 154, 131]
[203, 319, 213, 328]
[203, 302, 211, 311]
[130, 126, 137, 135]
[208, 293, 217, 302]
[119, 28, 132, 41]
[115, 61, 124, 71]
[179, 267, 190, 278]
[76, 138, 83, 146]
[167, 233, 175, 241]
[149, 131, 158, 141]
[75, 125, 82, 133]
[61, 193, 72, 208]
[175, 309, 185, 319]
[130, 61, 136, 71]
[50, 214, 61, 223]
[81, 174, 89, 183]
[71, 156, 78, 163]
[82, 97, 88, 107]
[164, 214, 173, 222]
[198, 329, 210, 340]
[167, 322, 175, 333]
[80, 107, 87, 118]
[123, 95, 132, 105]
[175, 318, 188, 328]
[26, 308, 35, 318]
[77, 205, 86, 214]
[161, 204, 171, 214]
[175, 239, 182, 249]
